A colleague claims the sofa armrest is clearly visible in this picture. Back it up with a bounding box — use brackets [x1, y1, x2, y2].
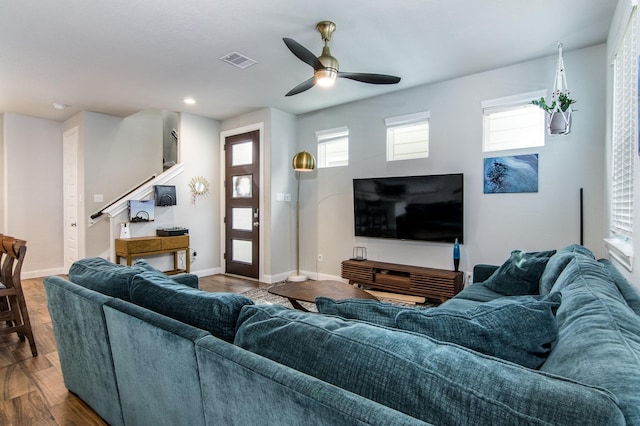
[171, 273, 198, 289]
[473, 264, 498, 283]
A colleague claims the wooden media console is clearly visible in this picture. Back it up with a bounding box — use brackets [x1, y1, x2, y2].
[341, 259, 464, 302]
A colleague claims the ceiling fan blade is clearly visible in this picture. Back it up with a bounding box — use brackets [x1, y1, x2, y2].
[337, 72, 401, 85]
[285, 77, 316, 96]
[283, 38, 325, 71]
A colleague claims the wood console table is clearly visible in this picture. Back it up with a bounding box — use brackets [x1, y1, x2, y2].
[115, 235, 190, 274]
[341, 259, 463, 302]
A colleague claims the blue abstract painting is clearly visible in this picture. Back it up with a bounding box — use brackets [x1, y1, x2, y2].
[484, 154, 538, 194]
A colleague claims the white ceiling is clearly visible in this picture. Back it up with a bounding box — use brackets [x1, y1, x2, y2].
[0, 1, 617, 122]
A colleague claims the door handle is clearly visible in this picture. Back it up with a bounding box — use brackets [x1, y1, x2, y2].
[71, 222, 77, 227]
[253, 221, 259, 228]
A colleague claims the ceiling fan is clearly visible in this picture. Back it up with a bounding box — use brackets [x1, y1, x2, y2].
[283, 21, 401, 96]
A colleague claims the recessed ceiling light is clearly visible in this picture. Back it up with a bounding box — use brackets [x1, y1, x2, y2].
[52, 103, 69, 110]
[184, 98, 196, 105]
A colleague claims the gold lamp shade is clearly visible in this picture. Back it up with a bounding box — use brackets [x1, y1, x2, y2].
[292, 151, 315, 172]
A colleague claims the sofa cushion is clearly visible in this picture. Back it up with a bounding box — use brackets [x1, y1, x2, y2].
[539, 244, 594, 295]
[43, 276, 125, 426]
[598, 258, 640, 315]
[315, 297, 413, 328]
[132, 259, 199, 289]
[235, 304, 624, 425]
[449, 282, 507, 302]
[558, 243, 595, 258]
[483, 250, 552, 295]
[396, 293, 561, 369]
[540, 256, 640, 425]
[129, 272, 254, 342]
[69, 257, 144, 301]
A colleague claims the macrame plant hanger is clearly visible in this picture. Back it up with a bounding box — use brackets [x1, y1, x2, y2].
[548, 42, 572, 135]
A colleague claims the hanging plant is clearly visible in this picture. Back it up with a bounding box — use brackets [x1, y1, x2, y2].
[531, 43, 575, 135]
[531, 92, 576, 114]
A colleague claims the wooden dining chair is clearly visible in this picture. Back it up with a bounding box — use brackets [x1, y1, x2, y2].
[0, 234, 10, 323]
[0, 237, 37, 356]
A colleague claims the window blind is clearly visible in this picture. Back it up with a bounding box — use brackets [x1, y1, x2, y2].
[385, 111, 430, 161]
[481, 90, 546, 152]
[611, 9, 637, 239]
[316, 126, 349, 168]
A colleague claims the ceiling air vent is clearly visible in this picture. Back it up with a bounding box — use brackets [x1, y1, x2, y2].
[220, 51, 257, 69]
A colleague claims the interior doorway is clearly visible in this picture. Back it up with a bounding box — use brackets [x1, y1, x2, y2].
[63, 127, 80, 272]
[224, 130, 260, 279]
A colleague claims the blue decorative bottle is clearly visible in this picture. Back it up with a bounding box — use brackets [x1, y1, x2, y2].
[453, 238, 460, 272]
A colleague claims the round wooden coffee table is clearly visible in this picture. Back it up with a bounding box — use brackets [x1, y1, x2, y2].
[268, 280, 378, 312]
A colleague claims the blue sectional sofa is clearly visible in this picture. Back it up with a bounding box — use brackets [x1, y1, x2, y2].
[44, 245, 640, 425]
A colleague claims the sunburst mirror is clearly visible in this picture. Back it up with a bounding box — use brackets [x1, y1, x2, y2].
[189, 176, 210, 203]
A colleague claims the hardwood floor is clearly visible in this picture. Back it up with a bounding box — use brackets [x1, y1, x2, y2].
[0, 274, 263, 425]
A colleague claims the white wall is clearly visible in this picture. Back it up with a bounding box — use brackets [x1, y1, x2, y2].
[173, 113, 221, 275]
[82, 110, 163, 257]
[268, 109, 297, 280]
[296, 44, 607, 281]
[2, 113, 64, 277]
[107, 113, 222, 276]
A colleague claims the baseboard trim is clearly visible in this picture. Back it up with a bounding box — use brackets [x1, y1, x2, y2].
[23, 267, 66, 279]
[193, 267, 221, 277]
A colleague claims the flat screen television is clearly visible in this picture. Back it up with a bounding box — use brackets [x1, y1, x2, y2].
[353, 173, 463, 243]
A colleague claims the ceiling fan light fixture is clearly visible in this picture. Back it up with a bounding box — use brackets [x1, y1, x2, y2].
[315, 68, 337, 87]
[283, 20, 400, 96]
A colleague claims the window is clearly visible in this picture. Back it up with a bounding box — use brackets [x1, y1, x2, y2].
[385, 111, 430, 161]
[316, 126, 349, 168]
[481, 90, 546, 152]
[606, 7, 637, 271]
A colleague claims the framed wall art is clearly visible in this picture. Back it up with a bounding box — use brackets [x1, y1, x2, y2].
[484, 154, 539, 194]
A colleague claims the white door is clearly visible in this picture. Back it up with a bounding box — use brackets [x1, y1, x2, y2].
[63, 127, 80, 272]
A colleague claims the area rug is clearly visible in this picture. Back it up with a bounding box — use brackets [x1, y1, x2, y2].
[241, 283, 317, 311]
[240, 283, 436, 312]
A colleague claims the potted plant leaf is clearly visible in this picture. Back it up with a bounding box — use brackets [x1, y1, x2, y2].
[531, 91, 576, 135]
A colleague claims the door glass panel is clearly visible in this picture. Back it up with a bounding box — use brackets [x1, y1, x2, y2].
[232, 208, 253, 231]
[232, 175, 252, 198]
[232, 142, 253, 166]
[232, 239, 253, 264]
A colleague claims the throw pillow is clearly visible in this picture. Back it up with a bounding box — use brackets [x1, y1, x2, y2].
[129, 271, 254, 342]
[483, 250, 551, 295]
[395, 292, 561, 369]
[132, 258, 198, 288]
[315, 297, 412, 328]
[69, 257, 144, 301]
[234, 303, 623, 425]
[528, 249, 558, 258]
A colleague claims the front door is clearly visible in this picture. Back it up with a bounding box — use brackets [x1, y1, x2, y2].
[224, 130, 260, 278]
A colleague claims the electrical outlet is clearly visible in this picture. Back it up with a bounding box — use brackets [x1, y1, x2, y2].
[467, 273, 472, 283]
[317, 254, 323, 262]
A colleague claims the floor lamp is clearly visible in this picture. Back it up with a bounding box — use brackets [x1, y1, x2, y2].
[288, 151, 315, 282]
